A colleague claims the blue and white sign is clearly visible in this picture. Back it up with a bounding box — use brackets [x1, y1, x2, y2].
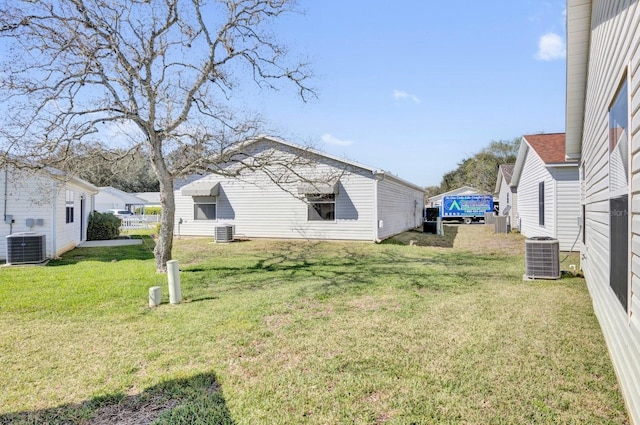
[442, 195, 494, 218]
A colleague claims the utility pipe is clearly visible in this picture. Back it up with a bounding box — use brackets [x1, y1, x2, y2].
[167, 260, 182, 304]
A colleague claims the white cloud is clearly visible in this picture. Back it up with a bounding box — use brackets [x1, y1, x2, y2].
[535, 32, 566, 61]
[321, 133, 353, 147]
[392, 89, 421, 104]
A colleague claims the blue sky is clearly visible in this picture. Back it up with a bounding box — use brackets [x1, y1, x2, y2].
[244, 1, 567, 187]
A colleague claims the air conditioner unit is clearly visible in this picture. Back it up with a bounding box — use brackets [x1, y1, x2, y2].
[525, 237, 560, 279]
[494, 216, 509, 234]
[214, 225, 234, 243]
[6, 232, 47, 265]
[484, 212, 496, 225]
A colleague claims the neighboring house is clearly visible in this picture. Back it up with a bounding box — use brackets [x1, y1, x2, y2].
[174, 136, 425, 241]
[494, 164, 517, 229]
[95, 186, 146, 213]
[566, 1, 640, 422]
[0, 165, 98, 261]
[510, 133, 580, 251]
[427, 186, 483, 208]
[134, 192, 161, 210]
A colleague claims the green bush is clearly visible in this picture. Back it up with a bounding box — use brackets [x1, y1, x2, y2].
[136, 206, 161, 215]
[87, 211, 121, 241]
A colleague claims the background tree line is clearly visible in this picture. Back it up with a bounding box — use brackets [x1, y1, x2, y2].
[70, 144, 160, 193]
[425, 138, 521, 198]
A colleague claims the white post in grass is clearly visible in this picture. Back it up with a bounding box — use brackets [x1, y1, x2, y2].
[167, 260, 182, 304]
[149, 286, 162, 307]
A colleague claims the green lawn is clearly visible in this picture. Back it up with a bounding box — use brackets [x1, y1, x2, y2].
[0, 226, 628, 424]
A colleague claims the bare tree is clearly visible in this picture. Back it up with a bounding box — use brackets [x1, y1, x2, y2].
[0, 0, 315, 272]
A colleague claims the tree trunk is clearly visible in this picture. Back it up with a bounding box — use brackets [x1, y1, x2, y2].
[148, 135, 176, 273]
[155, 175, 175, 273]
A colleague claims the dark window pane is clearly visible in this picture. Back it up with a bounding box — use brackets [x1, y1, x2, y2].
[538, 182, 544, 226]
[194, 203, 216, 220]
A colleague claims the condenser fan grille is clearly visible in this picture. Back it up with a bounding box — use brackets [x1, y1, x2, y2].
[525, 237, 560, 279]
[214, 225, 234, 243]
[6, 232, 47, 265]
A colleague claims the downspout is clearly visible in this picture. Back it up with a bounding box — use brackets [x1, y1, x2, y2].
[3, 167, 14, 235]
[372, 170, 385, 243]
[3, 167, 8, 232]
[3, 167, 6, 219]
[554, 176, 558, 241]
[51, 180, 57, 258]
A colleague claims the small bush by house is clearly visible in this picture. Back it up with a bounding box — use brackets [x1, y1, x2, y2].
[87, 211, 121, 240]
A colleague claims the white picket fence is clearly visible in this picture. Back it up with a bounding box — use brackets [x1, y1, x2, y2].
[120, 215, 160, 229]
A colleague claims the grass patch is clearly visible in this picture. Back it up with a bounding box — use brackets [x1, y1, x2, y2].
[0, 227, 628, 424]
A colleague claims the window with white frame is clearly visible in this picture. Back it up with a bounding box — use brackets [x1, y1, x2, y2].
[307, 194, 335, 221]
[65, 190, 74, 223]
[194, 196, 217, 220]
[609, 78, 629, 311]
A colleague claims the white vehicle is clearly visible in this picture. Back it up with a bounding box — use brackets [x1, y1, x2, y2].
[104, 209, 134, 218]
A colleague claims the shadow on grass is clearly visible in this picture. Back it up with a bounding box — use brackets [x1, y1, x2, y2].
[180, 238, 519, 303]
[0, 372, 234, 425]
[382, 225, 459, 248]
[48, 236, 156, 267]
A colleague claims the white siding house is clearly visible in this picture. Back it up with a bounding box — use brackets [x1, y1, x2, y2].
[174, 136, 424, 241]
[495, 164, 517, 229]
[95, 186, 147, 213]
[566, 1, 640, 422]
[511, 133, 580, 251]
[134, 192, 161, 209]
[1, 166, 98, 261]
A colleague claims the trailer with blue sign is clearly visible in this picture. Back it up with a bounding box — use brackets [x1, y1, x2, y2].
[441, 194, 494, 224]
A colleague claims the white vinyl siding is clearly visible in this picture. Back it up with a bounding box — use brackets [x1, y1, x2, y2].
[516, 146, 580, 250]
[0, 170, 55, 260]
[497, 176, 517, 229]
[175, 143, 378, 241]
[551, 167, 581, 251]
[516, 149, 554, 240]
[95, 191, 128, 212]
[376, 177, 424, 240]
[0, 167, 94, 260]
[176, 172, 375, 241]
[574, 1, 640, 422]
[174, 139, 424, 242]
[54, 183, 87, 256]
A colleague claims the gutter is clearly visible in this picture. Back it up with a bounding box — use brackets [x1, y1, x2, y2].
[545, 162, 580, 168]
[565, 0, 592, 161]
[510, 142, 529, 187]
[372, 170, 384, 243]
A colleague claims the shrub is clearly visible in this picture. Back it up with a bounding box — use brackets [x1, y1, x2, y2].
[87, 211, 121, 241]
[136, 206, 161, 215]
